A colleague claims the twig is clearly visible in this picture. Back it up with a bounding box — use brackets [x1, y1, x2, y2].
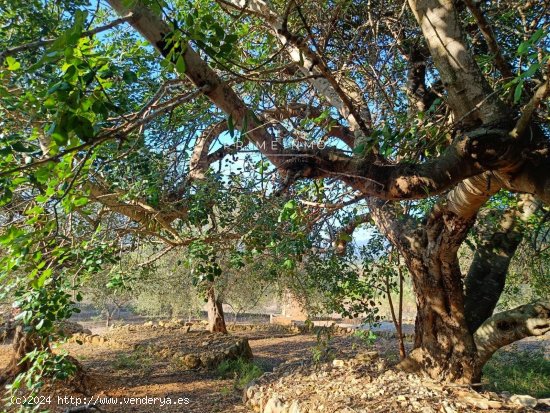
[1, 14, 137, 59]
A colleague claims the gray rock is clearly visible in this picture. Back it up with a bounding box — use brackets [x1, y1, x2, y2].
[510, 394, 537, 408]
[264, 396, 284, 413]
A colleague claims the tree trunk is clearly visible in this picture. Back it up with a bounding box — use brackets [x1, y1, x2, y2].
[464, 212, 522, 333]
[0, 326, 43, 385]
[206, 285, 227, 334]
[397, 209, 482, 383]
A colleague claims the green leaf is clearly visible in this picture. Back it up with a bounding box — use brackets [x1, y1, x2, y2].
[73, 197, 89, 207]
[353, 144, 365, 155]
[520, 63, 540, 79]
[227, 115, 235, 137]
[122, 70, 138, 84]
[175, 55, 186, 74]
[529, 28, 545, 45]
[517, 41, 529, 55]
[35, 268, 52, 288]
[514, 81, 523, 104]
[5, 56, 20, 70]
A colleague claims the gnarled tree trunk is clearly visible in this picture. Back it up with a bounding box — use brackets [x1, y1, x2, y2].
[398, 209, 481, 383]
[206, 285, 227, 334]
[0, 326, 43, 385]
[395, 201, 550, 384]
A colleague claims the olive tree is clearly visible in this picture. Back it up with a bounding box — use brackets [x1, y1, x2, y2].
[1, 0, 549, 387]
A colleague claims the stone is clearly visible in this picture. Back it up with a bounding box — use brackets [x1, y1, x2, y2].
[181, 354, 200, 369]
[143, 321, 153, 327]
[538, 398, 550, 407]
[332, 359, 345, 367]
[245, 385, 258, 402]
[90, 335, 102, 345]
[510, 394, 537, 408]
[442, 402, 456, 413]
[264, 396, 284, 413]
[200, 353, 217, 368]
[355, 351, 379, 362]
[288, 400, 301, 413]
[56, 321, 86, 336]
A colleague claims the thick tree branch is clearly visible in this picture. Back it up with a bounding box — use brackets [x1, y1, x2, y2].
[464, 212, 522, 333]
[464, 195, 539, 332]
[88, 182, 186, 243]
[474, 301, 550, 365]
[218, 0, 372, 149]
[107, 0, 284, 166]
[334, 213, 372, 255]
[408, 0, 509, 127]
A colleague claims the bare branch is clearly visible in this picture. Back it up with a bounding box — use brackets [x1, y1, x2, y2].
[462, 0, 514, 79]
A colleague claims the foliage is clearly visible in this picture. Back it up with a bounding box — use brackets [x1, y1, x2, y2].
[216, 357, 265, 390]
[310, 324, 336, 365]
[0, 0, 548, 394]
[351, 330, 377, 347]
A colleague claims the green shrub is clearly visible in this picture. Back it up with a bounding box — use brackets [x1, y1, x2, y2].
[113, 348, 153, 373]
[216, 357, 265, 389]
[483, 350, 550, 398]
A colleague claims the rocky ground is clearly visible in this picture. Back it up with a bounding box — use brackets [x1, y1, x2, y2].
[0, 321, 548, 413]
[245, 353, 549, 413]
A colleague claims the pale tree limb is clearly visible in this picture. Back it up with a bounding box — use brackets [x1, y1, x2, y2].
[407, 0, 509, 127]
[217, 0, 373, 147]
[474, 301, 550, 365]
[509, 68, 550, 139]
[88, 182, 186, 243]
[333, 213, 372, 255]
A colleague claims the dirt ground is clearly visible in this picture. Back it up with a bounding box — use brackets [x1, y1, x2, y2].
[0, 323, 547, 413]
[0, 324, 323, 413]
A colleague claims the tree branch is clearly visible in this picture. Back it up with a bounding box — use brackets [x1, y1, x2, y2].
[334, 213, 371, 255]
[462, 0, 514, 79]
[407, 0, 509, 127]
[474, 301, 550, 365]
[0, 14, 137, 59]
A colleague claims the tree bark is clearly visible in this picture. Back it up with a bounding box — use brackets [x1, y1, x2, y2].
[397, 208, 481, 383]
[475, 301, 550, 366]
[206, 285, 227, 334]
[0, 326, 43, 385]
[464, 213, 522, 333]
